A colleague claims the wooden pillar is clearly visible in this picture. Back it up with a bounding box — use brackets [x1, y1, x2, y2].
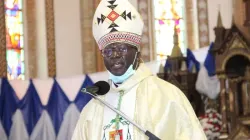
[219, 76, 229, 139]
[26, 0, 37, 78]
[94, 0, 105, 72]
[234, 0, 250, 40]
[228, 80, 238, 132]
[80, 0, 97, 73]
[0, 1, 7, 78]
[197, 0, 209, 48]
[45, 0, 56, 77]
[244, 0, 250, 26]
[138, 0, 151, 61]
[185, 0, 197, 50]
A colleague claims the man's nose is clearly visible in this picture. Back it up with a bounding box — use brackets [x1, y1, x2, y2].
[111, 51, 120, 58]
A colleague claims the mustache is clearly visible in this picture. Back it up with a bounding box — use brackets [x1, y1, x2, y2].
[110, 57, 126, 65]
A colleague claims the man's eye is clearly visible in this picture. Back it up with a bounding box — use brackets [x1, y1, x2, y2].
[104, 49, 112, 54]
[119, 48, 126, 52]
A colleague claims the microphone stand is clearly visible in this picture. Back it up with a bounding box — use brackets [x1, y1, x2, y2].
[81, 89, 161, 140]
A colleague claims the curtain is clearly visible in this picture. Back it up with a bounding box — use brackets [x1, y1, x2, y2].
[0, 75, 93, 140]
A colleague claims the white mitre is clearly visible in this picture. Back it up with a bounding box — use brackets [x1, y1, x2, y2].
[92, 0, 144, 50]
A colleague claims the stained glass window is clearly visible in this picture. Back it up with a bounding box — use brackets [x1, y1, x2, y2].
[154, 0, 186, 60]
[5, 0, 25, 80]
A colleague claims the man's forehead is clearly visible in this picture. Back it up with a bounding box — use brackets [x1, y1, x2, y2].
[105, 43, 131, 49]
[107, 42, 126, 47]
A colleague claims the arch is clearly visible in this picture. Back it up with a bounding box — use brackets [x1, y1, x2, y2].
[221, 51, 250, 73]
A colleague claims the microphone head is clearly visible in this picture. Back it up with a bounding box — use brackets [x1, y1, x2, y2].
[94, 81, 110, 95]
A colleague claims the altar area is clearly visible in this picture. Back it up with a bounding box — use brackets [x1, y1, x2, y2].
[0, 47, 211, 140]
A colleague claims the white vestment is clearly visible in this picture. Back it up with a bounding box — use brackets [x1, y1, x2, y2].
[72, 64, 207, 140]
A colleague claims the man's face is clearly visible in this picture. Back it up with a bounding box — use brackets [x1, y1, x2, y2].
[102, 43, 138, 76]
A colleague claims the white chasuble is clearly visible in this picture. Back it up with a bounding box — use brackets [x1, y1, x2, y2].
[101, 84, 138, 140]
[71, 64, 207, 140]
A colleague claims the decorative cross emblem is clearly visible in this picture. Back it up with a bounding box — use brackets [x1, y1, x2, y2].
[96, 0, 133, 32]
[107, 11, 119, 21]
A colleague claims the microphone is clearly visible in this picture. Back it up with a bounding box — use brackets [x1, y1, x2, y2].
[83, 81, 110, 95]
[81, 81, 161, 140]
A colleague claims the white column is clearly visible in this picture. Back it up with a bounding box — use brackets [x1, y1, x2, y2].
[35, 0, 48, 79]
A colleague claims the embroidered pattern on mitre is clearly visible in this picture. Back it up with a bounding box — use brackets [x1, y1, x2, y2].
[92, 0, 144, 50]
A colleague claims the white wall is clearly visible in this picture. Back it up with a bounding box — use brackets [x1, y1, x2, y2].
[34, 0, 84, 79]
[54, 0, 83, 78]
[207, 0, 233, 42]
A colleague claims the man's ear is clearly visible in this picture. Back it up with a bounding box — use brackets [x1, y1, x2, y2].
[137, 51, 141, 59]
[133, 51, 141, 69]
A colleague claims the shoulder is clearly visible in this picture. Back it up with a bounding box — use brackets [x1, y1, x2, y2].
[138, 76, 199, 123]
[139, 75, 185, 102]
[138, 75, 194, 116]
[78, 97, 105, 121]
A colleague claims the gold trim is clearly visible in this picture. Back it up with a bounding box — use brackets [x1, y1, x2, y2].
[0, 1, 7, 77]
[217, 74, 227, 79]
[227, 33, 250, 51]
[239, 116, 250, 125]
[228, 77, 244, 82]
[229, 89, 234, 112]
[45, 0, 56, 77]
[227, 124, 250, 140]
[26, 0, 37, 78]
